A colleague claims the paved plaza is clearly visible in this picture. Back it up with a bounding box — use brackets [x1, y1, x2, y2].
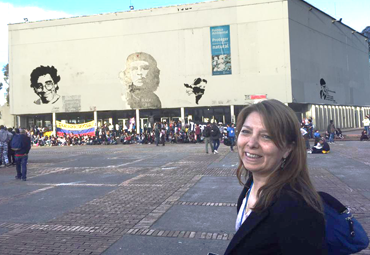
[0, 141, 369, 254]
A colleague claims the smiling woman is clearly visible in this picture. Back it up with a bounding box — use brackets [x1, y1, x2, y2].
[225, 99, 327, 255]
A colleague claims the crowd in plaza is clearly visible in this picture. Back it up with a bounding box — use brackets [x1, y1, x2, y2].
[26, 121, 236, 150]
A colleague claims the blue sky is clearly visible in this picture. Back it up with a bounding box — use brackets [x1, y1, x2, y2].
[0, 0, 369, 105]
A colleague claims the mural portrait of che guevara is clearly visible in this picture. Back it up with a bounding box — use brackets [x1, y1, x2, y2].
[30, 65, 61, 105]
[119, 52, 162, 109]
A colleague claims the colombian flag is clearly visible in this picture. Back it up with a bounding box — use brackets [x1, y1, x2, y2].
[56, 121, 96, 137]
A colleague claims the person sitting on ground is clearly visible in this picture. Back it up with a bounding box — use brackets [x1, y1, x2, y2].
[360, 130, 369, 141]
[335, 128, 344, 139]
[314, 130, 321, 144]
[110, 136, 117, 145]
[311, 138, 330, 154]
[44, 136, 51, 146]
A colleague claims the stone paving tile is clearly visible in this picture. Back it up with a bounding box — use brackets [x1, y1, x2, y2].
[148, 166, 237, 176]
[47, 174, 197, 231]
[0, 229, 120, 255]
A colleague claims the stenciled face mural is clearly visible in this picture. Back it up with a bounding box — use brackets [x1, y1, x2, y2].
[184, 78, 207, 105]
[119, 52, 162, 109]
[30, 66, 61, 105]
[319, 78, 336, 103]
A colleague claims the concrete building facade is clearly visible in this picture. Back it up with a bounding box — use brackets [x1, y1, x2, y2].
[8, 0, 370, 133]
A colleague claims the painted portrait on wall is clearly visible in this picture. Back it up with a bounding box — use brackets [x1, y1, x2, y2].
[119, 52, 162, 109]
[30, 65, 61, 105]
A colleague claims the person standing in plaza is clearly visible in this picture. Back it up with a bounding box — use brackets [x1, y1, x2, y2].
[210, 122, 221, 154]
[227, 123, 236, 152]
[155, 123, 160, 146]
[160, 127, 166, 146]
[0, 125, 11, 167]
[14, 129, 31, 181]
[195, 124, 201, 143]
[327, 120, 336, 144]
[362, 115, 370, 135]
[7, 127, 15, 165]
[203, 122, 213, 154]
[308, 118, 314, 139]
[300, 123, 311, 153]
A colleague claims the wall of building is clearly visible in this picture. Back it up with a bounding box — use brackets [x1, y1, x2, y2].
[9, 0, 292, 115]
[308, 104, 370, 131]
[288, 0, 370, 106]
[0, 104, 15, 127]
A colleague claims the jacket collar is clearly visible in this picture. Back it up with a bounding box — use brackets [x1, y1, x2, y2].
[226, 176, 268, 255]
[225, 209, 269, 254]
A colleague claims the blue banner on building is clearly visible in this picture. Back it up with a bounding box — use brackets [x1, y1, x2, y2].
[210, 25, 231, 75]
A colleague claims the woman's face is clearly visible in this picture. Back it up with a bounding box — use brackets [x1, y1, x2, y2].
[130, 60, 149, 86]
[237, 112, 291, 177]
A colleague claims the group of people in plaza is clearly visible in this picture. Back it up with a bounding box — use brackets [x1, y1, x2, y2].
[203, 122, 235, 154]
[300, 120, 331, 154]
[27, 120, 238, 150]
[0, 126, 31, 181]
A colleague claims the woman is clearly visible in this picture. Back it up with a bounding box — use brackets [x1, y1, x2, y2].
[225, 99, 327, 255]
[210, 123, 221, 154]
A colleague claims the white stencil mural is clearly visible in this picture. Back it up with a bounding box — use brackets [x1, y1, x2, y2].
[119, 52, 162, 109]
[184, 78, 207, 105]
[30, 66, 61, 105]
[319, 78, 336, 103]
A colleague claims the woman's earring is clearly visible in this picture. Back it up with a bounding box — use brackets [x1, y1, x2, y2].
[281, 157, 287, 169]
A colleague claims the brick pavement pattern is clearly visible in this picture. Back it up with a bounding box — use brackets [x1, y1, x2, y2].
[0, 142, 369, 254]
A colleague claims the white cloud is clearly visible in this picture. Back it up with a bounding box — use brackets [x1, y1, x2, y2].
[0, 2, 75, 105]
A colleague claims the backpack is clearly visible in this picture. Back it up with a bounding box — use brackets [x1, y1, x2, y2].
[203, 127, 210, 137]
[11, 134, 22, 151]
[318, 192, 369, 255]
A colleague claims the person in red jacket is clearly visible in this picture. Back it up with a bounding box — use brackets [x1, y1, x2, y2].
[195, 124, 201, 143]
[14, 129, 31, 181]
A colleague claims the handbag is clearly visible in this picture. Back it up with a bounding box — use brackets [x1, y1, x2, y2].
[318, 192, 369, 255]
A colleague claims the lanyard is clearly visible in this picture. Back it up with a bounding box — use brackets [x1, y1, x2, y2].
[238, 181, 253, 229]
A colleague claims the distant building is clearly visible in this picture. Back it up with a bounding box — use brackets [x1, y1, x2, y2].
[0, 104, 15, 127]
[8, 0, 370, 132]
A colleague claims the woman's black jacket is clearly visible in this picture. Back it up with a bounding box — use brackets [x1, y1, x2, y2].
[224, 180, 328, 255]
